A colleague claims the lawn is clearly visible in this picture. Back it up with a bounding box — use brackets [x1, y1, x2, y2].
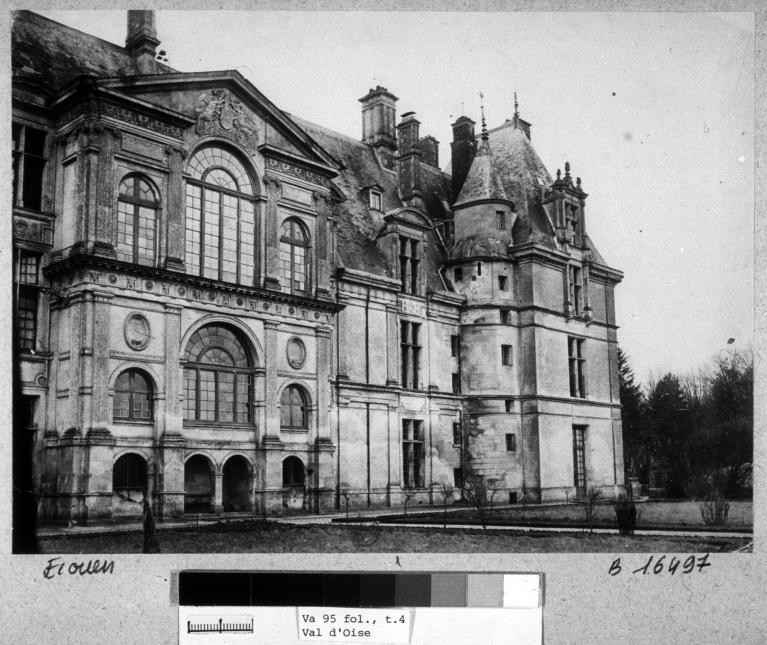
[37, 520, 750, 554]
[372, 500, 753, 532]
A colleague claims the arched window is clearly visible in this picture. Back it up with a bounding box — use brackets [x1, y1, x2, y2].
[280, 385, 309, 430]
[117, 175, 158, 266]
[282, 456, 305, 487]
[113, 453, 147, 492]
[185, 146, 256, 285]
[183, 325, 253, 424]
[113, 369, 154, 422]
[279, 218, 310, 295]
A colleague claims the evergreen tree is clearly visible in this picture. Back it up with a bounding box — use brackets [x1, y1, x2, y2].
[617, 347, 648, 482]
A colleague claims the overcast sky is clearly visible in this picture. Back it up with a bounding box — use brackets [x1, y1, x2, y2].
[35, 9, 755, 386]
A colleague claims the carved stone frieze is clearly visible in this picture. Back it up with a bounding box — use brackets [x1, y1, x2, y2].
[101, 101, 185, 138]
[265, 157, 330, 188]
[192, 89, 259, 152]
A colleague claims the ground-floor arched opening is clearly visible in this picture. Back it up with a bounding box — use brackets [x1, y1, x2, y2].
[185, 454, 214, 513]
[222, 455, 251, 512]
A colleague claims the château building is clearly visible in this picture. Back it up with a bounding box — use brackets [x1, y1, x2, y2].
[12, 10, 624, 522]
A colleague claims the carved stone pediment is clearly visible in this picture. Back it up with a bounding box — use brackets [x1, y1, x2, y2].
[192, 89, 259, 152]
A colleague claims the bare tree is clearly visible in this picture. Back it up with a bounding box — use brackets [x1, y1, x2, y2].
[402, 489, 416, 516]
[581, 485, 603, 533]
[463, 476, 504, 529]
[439, 483, 455, 529]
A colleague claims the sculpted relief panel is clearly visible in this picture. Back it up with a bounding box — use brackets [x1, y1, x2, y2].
[192, 89, 259, 153]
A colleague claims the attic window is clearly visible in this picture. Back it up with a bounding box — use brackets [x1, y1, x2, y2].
[369, 190, 382, 211]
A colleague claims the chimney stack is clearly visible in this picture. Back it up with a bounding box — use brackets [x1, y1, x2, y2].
[359, 86, 399, 170]
[396, 112, 422, 203]
[126, 10, 160, 74]
[420, 135, 439, 169]
[450, 116, 477, 196]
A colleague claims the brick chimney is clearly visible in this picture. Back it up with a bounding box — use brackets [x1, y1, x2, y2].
[420, 135, 439, 169]
[359, 86, 398, 170]
[396, 112, 422, 203]
[126, 10, 160, 74]
[450, 116, 477, 196]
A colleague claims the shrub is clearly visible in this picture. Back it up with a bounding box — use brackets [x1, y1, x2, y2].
[699, 494, 730, 526]
[582, 486, 603, 532]
[614, 494, 637, 535]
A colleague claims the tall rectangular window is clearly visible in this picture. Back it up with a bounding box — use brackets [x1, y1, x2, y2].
[400, 321, 421, 389]
[12, 123, 47, 211]
[450, 334, 459, 357]
[399, 236, 420, 295]
[573, 425, 587, 491]
[453, 467, 463, 490]
[501, 344, 513, 366]
[15, 251, 39, 351]
[569, 265, 582, 315]
[369, 190, 382, 210]
[498, 275, 508, 291]
[454, 267, 463, 282]
[500, 309, 511, 325]
[402, 419, 425, 488]
[568, 337, 586, 398]
[452, 372, 461, 394]
[505, 433, 517, 452]
[496, 210, 506, 229]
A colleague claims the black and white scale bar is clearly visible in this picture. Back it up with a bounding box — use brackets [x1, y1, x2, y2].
[187, 617, 254, 634]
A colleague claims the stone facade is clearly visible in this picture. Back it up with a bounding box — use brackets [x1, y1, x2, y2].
[12, 10, 624, 524]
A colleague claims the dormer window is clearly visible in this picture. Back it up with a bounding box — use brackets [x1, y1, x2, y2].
[566, 203, 580, 239]
[369, 190, 382, 211]
[568, 265, 582, 316]
[399, 235, 420, 295]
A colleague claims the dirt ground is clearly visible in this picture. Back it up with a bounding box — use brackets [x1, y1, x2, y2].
[37, 520, 750, 554]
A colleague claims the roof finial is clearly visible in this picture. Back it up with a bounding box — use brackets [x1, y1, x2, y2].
[514, 92, 519, 119]
[565, 161, 571, 178]
[479, 91, 488, 140]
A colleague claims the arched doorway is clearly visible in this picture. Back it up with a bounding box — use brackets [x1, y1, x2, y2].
[222, 455, 251, 512]
[282, 456, 306, 510]
[184, 455, 214, 513]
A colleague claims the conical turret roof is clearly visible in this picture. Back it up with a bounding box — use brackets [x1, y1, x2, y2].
[452, 128, 509, 208]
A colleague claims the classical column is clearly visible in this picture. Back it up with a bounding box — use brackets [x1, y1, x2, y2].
[164, 146, 186, 271]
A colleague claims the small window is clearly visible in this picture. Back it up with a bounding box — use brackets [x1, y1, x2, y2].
[477, 262, 482, 276]
[369, 190, 382, 211]
[500, 309, 511, 325]
[452, 422, 462, 446]
[501, 345, 513, 366]
[452, 372, 461, 394]
[498, 275, 508, 291]
[450, 334, 459, 357]
[568, 265, 582, 315]
[454, 267, 463, 283]
[496, 210, 506, 229]
[12, 123, 47, 211]
[505, 399, 513, 413]
[453, 467, 464, 489]
[505, 433, 517, 452]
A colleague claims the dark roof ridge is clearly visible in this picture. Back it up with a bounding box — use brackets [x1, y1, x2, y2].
[287, 113, 369, 150]
[16, 10, 131, 58]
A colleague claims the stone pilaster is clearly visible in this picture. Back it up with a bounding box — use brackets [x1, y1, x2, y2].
[316, 326, 333, 441]
[89, 290, 113, 429]
[85, 427, 116, 520]
[520, 409, 541, 503]
[386, 304, 399, 385]
[314, 192, 330, 296]
[263, 176, 282, 289]
[164, 146, 186, 271]
[159, 431, 185, 518]
[264, 321, 281, 438]
[336, 295, 350, 379]
[163, 303, 183, 436]
[386, 403, 402, 506]
[93, 128, 118, 258]
[213, 472, 224, 514]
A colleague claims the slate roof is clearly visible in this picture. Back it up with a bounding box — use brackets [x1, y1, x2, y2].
[453, 135, 508, 208]
[11, 10, 175, 93]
